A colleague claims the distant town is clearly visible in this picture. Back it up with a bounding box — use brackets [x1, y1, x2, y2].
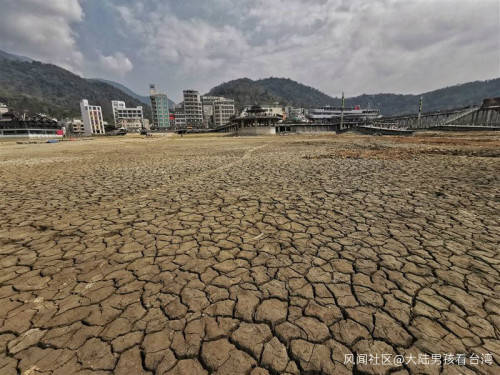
[0, 83, 380, 138]
[0, 84, 499, 138]
[73, 84, 388, 136]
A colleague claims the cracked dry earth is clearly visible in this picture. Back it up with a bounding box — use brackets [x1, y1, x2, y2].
[0, 132, 499, 375]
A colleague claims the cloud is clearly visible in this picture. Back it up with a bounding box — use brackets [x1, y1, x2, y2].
[0, 0, 135, 81]
[0, 0, 84, 73]
[109, 0, 499, 98]
[97, 52, 134, 77]
[0, 0, 498, 99]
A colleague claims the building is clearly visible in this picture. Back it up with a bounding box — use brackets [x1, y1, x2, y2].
[0, 103, 8, 117]
[241, 103, 285, 119]
[183, 90, 203, 128]
[264, 104, 285, 118]
[286, 107, 308, 122]
[231, 105, 282, 135]
[214, 98, 235, 127]
[0, 112, 63, 138]
[306, 106, 381, 123]
[174, 104, 187, 129]
[202, 96, 235, 128]
[80, 99, 105, 135]
[201, 98, 215, 128]
[150, 84, 170, 129]
[202, 96, 219, 128]
[112, 100, 144, 132]
[71, 119, 84, 134]
[62, 118, 84, 135]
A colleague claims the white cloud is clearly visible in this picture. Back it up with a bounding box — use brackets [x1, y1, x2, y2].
[112, 0, 499, 98]
[114, 4, 250, 69]
[0, 0, 135, 81]
[0, 0, 84, 73]
[97, 52, 134, 77]
[0, 0, 498, 98]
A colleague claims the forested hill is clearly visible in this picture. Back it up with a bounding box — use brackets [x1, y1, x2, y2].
[208, 77, 500, 116]
[0, 57, 149, 122]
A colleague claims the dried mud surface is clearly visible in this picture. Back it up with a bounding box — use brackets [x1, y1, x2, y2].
[0, 132, 499, 375]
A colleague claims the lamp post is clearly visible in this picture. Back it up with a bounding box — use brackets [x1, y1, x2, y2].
[418, 96, 423, 128]
[340, 91, 345, 130]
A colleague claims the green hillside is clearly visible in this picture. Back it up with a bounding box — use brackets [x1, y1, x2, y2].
[209, 77, 500, 116]
[207, 78, 281, 109]
[258, 77, 335, 108]
[0, 58, 149, 122]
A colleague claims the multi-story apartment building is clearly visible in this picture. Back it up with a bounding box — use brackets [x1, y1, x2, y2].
[202, 100, 214, 128]
[80, 99, 105, 135]
[174, 104, 187, 129]
[213, 97, 235, 127]
[201, 96, 217, 128]
[111, 100, 144, 132]
[183, 90, 203, 128]
[150, 84, 170, 129]
[201, 96, 235, 128]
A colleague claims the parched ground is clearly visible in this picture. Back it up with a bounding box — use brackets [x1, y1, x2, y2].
[0, 131, 498, 375]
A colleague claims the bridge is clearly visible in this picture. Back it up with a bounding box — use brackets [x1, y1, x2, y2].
[373, 97, 500, 130]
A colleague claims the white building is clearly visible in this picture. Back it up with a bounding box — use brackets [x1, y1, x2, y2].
[80, 99, 105, 135]
[202, 96, 235, 128]
[0, 103, 8, 116]
[241, 103, 285, 119]
[183, 90, 203, 128]
[112, 100, 143, 132]
[214, 98, 235, 127]
[262, 103, 285, 117]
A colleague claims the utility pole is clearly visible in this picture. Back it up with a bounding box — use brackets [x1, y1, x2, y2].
[340, 91, 345, 130]
[417, 96, 423, 128]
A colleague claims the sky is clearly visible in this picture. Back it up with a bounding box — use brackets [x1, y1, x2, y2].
[0, 0, 499, 102]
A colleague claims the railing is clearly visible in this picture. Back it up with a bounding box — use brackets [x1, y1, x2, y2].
[443, 106, 479, 125]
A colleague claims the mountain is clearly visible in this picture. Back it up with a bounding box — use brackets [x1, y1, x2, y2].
[0, 52, 149, 122]
[89, 79, 176, 109]
[208, 77, 500, 116]
[340, 79, 500, 115]
[1, 46, 498, 120]
[258, 77, 336, 108]
[0, 49, 33, 63]
[207, 78, 281, 109]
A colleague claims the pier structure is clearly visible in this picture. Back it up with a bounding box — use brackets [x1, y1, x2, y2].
[374, 97, 500, 130]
